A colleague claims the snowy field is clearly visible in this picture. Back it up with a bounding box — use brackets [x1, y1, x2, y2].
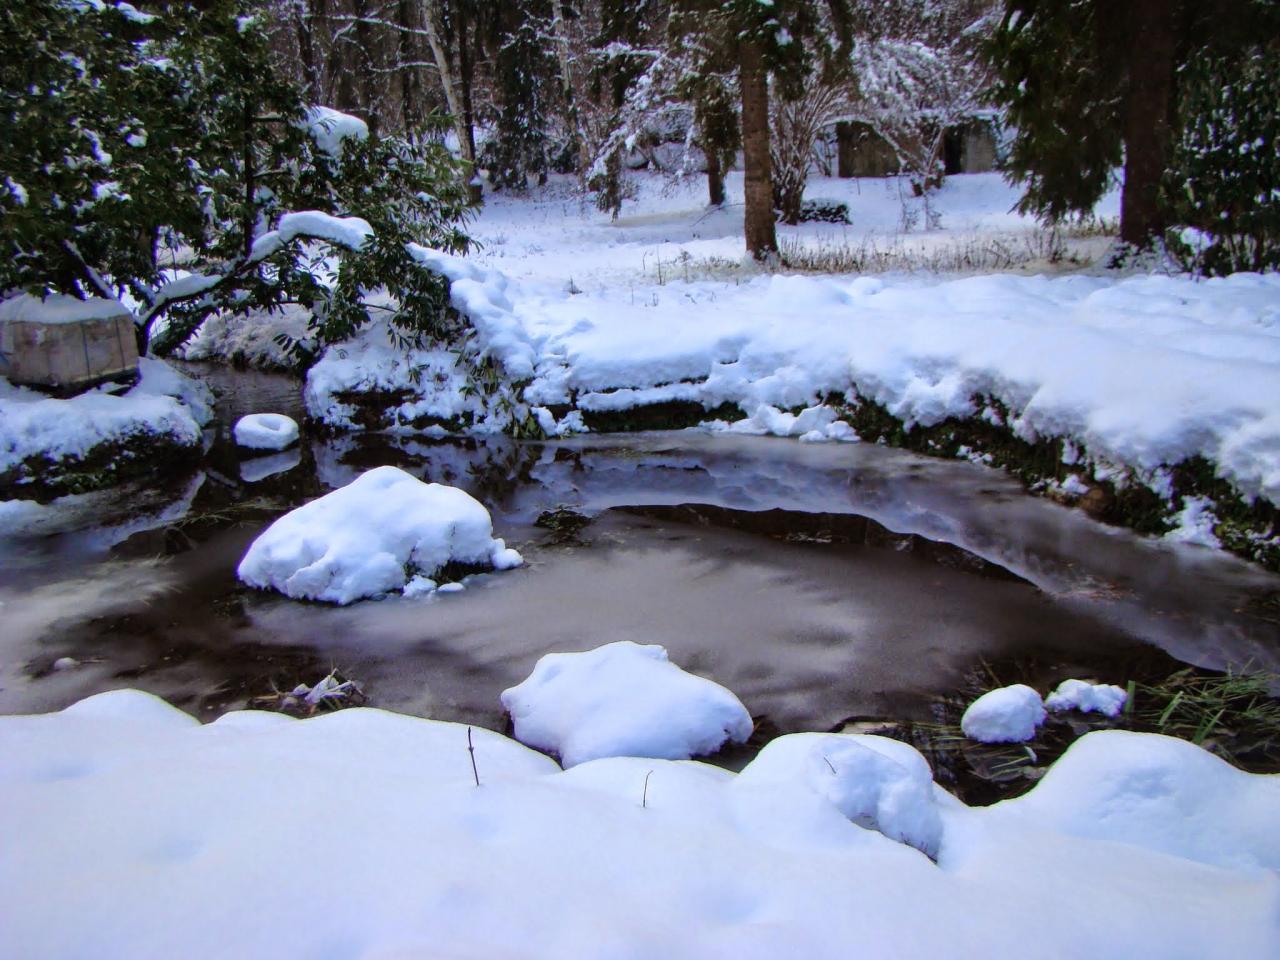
[2, 688, 1277, 959]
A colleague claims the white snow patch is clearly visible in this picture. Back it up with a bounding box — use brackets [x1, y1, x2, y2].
[233, 413, 299, 450]
[1045, 679, 1128, 717]
[961, 684, 1047, 743]
[500, 641, 753, 767]
[736, 732, 944, 858]
[127, 357, 214, 426]
[1164, 495, 1222, 548]
[0, 292, 131, 325]
[302, 105, 369, 157]
[236, 465, 522, 604]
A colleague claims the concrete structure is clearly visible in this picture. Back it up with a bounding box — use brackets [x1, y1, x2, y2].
[836, 118, 999, 179]
[0, 294, 138, 393]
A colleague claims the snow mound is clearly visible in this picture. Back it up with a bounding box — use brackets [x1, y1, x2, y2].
[3, 691, 1279, 959]
[237, 465, 522, 604]
[1002, 730, 1280, 872]
[127, 357, 215, 426]
[500, 641, 753, 767]
[961, 684, 1046, 743]
[234, 413, 299, 450]
[736, 732, 943, 858]
[1045, 679, 1128, 717]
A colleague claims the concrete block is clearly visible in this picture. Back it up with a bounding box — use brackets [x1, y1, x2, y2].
[0, 294, 138, 392]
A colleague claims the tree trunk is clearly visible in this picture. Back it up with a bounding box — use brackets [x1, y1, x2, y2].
[706, 149, 726, 206]
[397, 0, 421, 131]
[295, 0, 319, 97]
[739, 39, 776, 261]
[1120, 0, 1177, 247]
[423, 0, 472, 163]
[352, 0, 378, 137]
[836, 121, 856, 178]
[457, 0, 478, 163]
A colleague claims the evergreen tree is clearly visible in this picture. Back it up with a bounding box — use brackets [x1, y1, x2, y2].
[1, 0, 473, 354]
[482, 1, 559, 191]
[1165, 46, 1280, 274]
[986, 0, 1280, 251]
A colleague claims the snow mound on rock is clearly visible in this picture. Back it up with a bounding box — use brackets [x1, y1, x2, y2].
[234, 413, 299, 450]
[237, 465, 522, 604]
[500, 641, 753, 767]
[736, 732, 944, 858]
[961, 684, 1046, 743]
[1001, 730, 1280, 872]
[1044, 679, 1128, 717]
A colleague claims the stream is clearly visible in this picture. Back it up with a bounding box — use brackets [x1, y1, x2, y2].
[2, 364, 1278, 748]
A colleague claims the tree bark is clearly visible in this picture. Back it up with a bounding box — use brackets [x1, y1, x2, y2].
[423, 0, 473, 163]
[836, 121, 855, 178]
[739, 39, 776, 261]
[1120, 0, 1177, 246]
[706, 149, 726, 206]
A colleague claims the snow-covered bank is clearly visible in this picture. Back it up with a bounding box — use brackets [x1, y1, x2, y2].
[0, 359, 210, 502]
[306, 249, 1280, 563]
[2, 689, 1276, 959]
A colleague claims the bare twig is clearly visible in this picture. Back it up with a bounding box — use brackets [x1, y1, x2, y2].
[467, 726, 480, 787]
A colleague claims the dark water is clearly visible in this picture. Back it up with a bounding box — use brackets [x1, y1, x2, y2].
[2, 365, 1278, 737]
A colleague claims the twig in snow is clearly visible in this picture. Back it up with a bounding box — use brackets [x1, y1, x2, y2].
[642, 769, 654, 809]
[467, 726, 480, 787]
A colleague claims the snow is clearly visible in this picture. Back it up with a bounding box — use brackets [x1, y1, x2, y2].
[961, 684, 1047, 743]
[0, 291, 131, 325]
[237, 465, 522, 604]
[299, 172, 1280, 520]
[735, 732, 944, 858]
[1045, 679, 1128, 717]
[0, 374, 201, 477]
[1164, 494, 1222, 548]
[233, 412, 299, 450]
[500, 641, 753, 767]
[1, 691, 1277, 960]
[248, 210, 372, 260]
[128, 356, 214, 426]
[302, 105, 369, 157]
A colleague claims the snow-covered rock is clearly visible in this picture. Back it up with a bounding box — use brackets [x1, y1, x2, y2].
[961, 684, 1047, 743]
[233, 413, 299, 450]
[237, 465, 522, 604]
[500, 641, 753, 767]
[1044, 679, 1128, 717]
[736, 732, 944, 858]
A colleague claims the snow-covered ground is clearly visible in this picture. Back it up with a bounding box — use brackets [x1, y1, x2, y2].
[2, 689, 1277, 959]
[0, 358, 211, 502]
[298, 172, 1280, 564]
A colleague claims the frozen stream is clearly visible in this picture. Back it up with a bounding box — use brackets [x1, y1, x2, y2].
[1, 366, 1278, 740]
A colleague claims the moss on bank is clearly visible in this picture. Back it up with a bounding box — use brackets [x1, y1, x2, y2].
[827, 392, 1279, 571]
